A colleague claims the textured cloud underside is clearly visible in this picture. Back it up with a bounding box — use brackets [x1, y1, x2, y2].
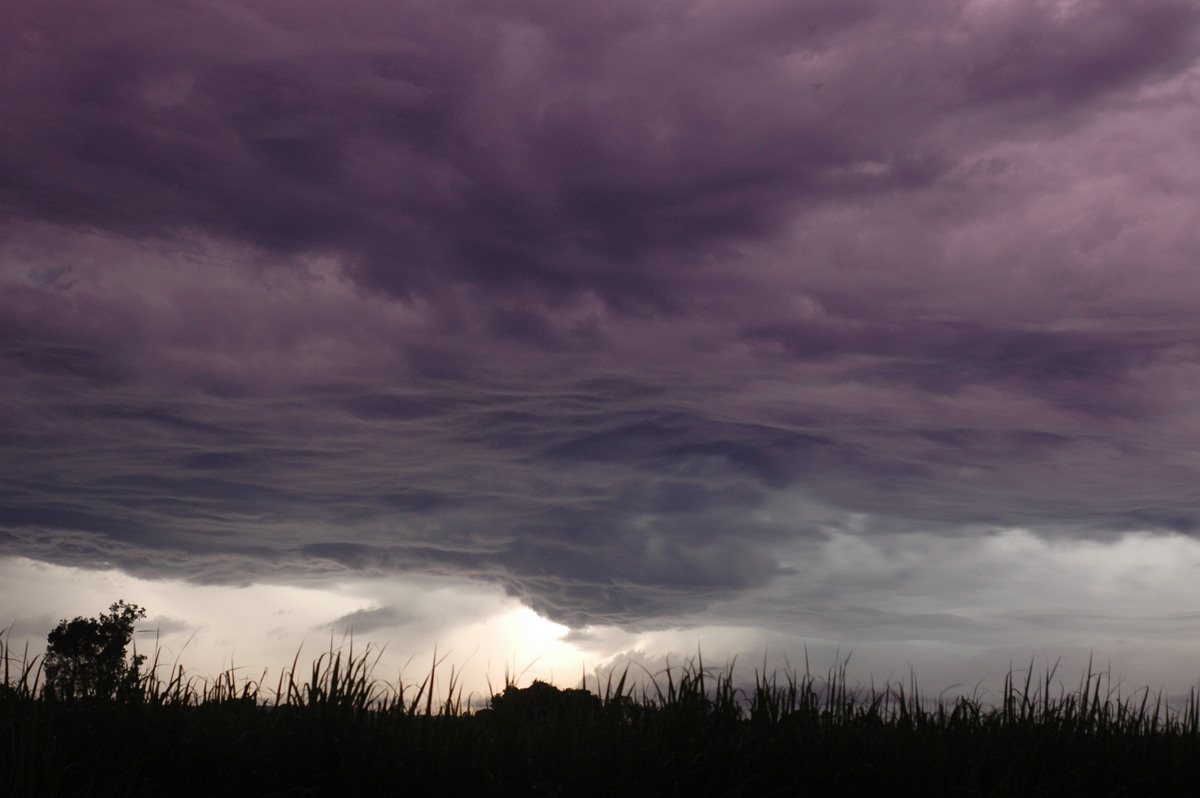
[3, 0, 1200, 627]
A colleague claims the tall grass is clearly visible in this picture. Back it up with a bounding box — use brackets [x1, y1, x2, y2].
[4, 628, 1200, 796]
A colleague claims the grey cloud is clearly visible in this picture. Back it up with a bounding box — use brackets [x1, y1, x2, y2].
[3, 0, 1200, 632]
[8, 316, 1200, 624]
[141, 614, 197, 637]
[0, 613, 63, 642]
[326, 605, 418, 635]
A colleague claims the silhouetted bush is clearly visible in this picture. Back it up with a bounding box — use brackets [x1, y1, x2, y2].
[488, 679, 602, 721]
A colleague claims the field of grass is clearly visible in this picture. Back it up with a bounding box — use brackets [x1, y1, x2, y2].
[4, 633, 1200, 796]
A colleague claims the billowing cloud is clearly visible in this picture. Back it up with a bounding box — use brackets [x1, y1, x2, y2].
[3, 0, 1200, 643]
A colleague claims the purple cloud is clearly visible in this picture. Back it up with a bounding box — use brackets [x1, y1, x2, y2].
[3, 0, 1200, 630]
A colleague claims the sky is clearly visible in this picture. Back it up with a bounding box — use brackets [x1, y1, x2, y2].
[4, 0, 1200, 703]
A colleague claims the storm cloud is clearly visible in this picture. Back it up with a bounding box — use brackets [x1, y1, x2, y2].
[4, 0, 1200, 635]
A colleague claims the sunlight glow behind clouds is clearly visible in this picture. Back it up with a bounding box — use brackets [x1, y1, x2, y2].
[6, 525, 1200, 699]
[0, 558, 587, 700]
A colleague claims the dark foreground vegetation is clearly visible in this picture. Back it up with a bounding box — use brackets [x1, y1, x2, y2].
[5, 606, 1200, 796]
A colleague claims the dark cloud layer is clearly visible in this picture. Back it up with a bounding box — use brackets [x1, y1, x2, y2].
[3, 0, 1200, 628]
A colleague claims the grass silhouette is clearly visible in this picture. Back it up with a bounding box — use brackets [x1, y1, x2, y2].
[4, 628, 1200, 796]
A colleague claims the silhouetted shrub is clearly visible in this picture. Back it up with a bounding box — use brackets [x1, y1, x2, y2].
[489, 679, 601, 721]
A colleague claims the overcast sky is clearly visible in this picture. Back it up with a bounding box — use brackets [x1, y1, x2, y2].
[4, 0, 1200, 701]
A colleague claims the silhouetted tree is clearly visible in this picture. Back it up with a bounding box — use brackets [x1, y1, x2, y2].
[489, 679, 601, 721]
[44, 600, 146, 701]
